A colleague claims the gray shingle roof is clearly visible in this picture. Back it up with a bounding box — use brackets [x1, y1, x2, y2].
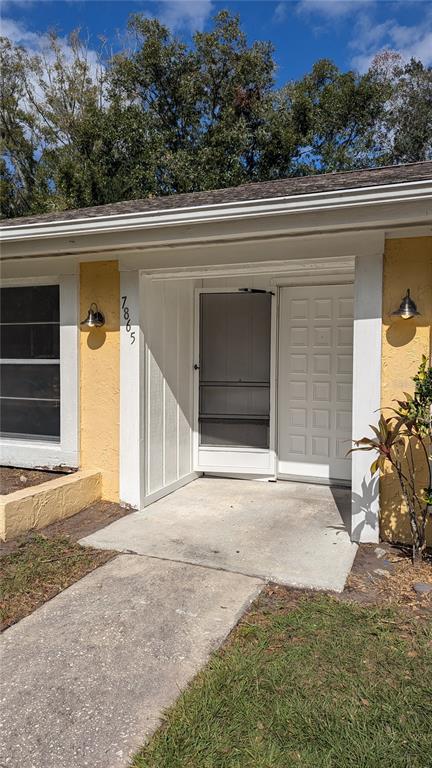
[2, 161, 431, 228]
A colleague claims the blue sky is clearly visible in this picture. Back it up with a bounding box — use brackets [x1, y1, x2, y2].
[1, 0, 431, 84]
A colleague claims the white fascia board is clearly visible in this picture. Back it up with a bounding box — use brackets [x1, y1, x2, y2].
[1, 178, 431, 243]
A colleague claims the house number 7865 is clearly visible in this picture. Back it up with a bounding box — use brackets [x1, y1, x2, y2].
[121, 296, 136, 345]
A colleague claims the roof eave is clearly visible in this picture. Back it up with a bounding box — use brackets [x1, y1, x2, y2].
[1, 178, 431, 245]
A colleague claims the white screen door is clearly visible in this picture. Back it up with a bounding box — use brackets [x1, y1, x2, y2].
[194, 291, 275, 474]
[277, 284, 353, 483]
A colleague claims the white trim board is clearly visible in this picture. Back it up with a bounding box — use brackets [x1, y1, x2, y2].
[193, 287, 277, 476]
[351, 252, 383, 543]
[0, 275, 79, 469]
[119, 270, 144, 508]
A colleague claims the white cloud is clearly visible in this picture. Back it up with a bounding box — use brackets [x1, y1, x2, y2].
[273, 2, 288, 23]
[295, 0, 432, 71]
[156, 0, 213, 32]
[1, 0, 35, 11]
[1, 17, 42, 47]
[350, 10, 432, 71]
[297, 0, 373, 20]
[1, 15, 104, 117]
[1, 16, 102, 71]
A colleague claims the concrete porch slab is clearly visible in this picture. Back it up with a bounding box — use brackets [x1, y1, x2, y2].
[0, 554, 262, 768]
[82, 477, 357, 592]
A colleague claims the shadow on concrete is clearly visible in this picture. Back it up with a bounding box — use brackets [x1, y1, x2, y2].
[330, 485, 352, 537]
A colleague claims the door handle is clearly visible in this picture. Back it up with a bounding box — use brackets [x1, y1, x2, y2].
[194, 364, 200, 370]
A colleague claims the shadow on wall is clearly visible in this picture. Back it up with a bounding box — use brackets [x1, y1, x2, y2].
[380, 447, 432, 546]
[85, 329, 107, 350]
[350, 474, 380, 543]
[385, 321, 417, 347]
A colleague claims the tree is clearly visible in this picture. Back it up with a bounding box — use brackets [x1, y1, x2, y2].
[275, 59, 388, 173]
[109, 11, 281, 193]
[1, 30, 109, 215]
[0, 37, 45, 216]
[369, 52, 432, 164]
[1, 10, 431, 219]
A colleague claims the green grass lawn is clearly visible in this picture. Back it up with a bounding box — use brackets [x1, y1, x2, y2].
[132, 592, 432, 768]
[0, 534, 113, 630]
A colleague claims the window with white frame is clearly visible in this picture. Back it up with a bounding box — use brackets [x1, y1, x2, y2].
[0, 285, 60, 441]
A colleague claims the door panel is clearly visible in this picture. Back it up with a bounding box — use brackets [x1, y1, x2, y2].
[277, 285, 353, 483]
[195, 291, 274, 473]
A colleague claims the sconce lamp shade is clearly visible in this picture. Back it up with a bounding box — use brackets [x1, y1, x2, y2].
[81, 302, 105, 328]
[391, 289, 420, 319]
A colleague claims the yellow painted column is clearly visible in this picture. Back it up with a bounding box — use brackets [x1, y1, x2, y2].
[381, 236, 432, 544]
[80, 261, 120, 501]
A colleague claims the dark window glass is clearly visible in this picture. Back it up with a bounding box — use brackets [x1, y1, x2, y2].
[0, 364, 60, 400]
[1, 285, 59, 324]
[199, 292, 271, 449]
[200, 385, 270, 418]
[1, 324, 59, 359]
[199, 418, 269, 448]
[0, 399, 60, 440]
[0, 285, 61, 441]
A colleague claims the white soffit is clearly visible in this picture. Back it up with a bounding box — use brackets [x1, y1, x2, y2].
[0, 178, 431, 262]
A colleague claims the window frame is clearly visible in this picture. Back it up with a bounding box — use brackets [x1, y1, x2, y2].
[0, 275, 79, 469]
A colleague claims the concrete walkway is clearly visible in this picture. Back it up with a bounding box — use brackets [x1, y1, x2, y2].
[0, 555, 262, 768]
[82, 477, 357, 592]
[1, 477, 357, 768]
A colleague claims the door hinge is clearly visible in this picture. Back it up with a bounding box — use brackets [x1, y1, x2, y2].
[239, 288, 275, 295]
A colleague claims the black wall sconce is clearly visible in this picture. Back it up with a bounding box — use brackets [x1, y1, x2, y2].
[81, 302, 105, 328]
[391, 289, 420, 320]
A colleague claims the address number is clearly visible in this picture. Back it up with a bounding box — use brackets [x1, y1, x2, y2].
[121, 295, 136, 345]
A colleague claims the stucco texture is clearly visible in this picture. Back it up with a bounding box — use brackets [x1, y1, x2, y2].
[0, 470, 101, 541]
[80, 261, 120, 501]
[380, 236, 432, 545]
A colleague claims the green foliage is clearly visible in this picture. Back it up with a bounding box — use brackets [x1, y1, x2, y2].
[352, 357, 432, 561]
[1, 11, 431, 218]
[132, 595, 432, 768]
[396, 355, 432, 439]
[369, 52, 432, 165]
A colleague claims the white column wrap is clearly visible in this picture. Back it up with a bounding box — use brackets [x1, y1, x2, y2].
[351, 252, 383, 542]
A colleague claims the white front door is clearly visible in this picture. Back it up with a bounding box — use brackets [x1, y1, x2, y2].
[277, 284, 353, 483]
[194, 290, 275, 475]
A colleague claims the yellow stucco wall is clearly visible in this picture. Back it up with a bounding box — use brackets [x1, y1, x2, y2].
[80, 261, 120, 501]
[381, 236, 432, 544]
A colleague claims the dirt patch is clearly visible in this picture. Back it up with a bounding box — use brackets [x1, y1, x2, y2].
[342, 542, 432, 614]
[251, 543, 432, 627]
[0, 466, 71, 495]
[0, 500, 132, 629]
[0, 535, 114, 631]
[0, 499, 132, 556]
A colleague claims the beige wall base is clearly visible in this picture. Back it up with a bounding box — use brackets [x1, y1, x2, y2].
[0, 470, 102, 541]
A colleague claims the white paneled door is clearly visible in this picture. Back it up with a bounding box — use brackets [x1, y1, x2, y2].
[277, 284, 354, 483]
